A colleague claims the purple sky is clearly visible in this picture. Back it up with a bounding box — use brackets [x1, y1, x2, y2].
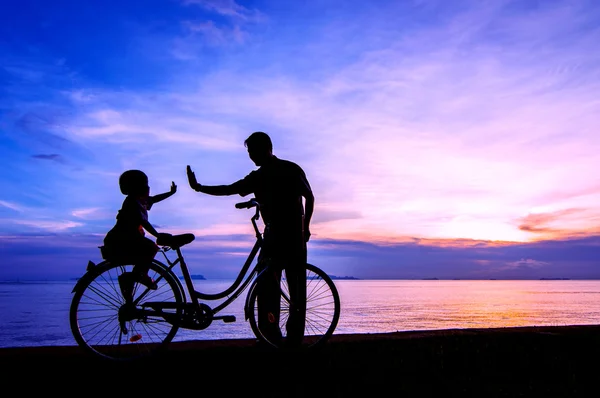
[1, 0, 600, 280]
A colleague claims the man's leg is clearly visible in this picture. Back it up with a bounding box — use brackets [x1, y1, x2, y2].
[285, 262, 306, 347]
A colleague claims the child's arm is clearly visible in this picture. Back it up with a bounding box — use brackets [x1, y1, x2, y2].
[142, 220, 160, 238]
[149, 181, 177, 204]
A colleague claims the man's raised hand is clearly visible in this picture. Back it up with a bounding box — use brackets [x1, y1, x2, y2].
[186, 165, 200, 191]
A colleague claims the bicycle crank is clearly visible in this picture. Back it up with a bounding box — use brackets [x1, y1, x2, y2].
[180, 303, 213, 330]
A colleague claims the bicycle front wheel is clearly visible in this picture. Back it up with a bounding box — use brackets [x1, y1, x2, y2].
[248, 263, 340, 349]
[69, 260, 183, 361]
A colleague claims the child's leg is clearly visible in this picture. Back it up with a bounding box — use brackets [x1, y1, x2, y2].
[131, 238, 159, 288]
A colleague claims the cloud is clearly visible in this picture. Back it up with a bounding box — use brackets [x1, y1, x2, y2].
[182, 20, 247, 45]
[504, 258, 550, 270]
[71, 207, 103, 219]
[15, 112, 72, 148]
[309, 234, 600, 280]
[3, 65, 45, 82]
[2, 233, 599, 281]
[312, 209, 362, 224]
[516, 208, 600, 239]
[11, 219, 83, 232]
[32, 154, 66, 164]
[518, 209, 583, 232]
[0, 200, 25, 212]
[174, 0, 266, 57]
[2, 0, 600, 259]
[182, 0, 264, 22]
[68, 105, 240, 150]
[66, 90, 96, 103]
[35, 0, 600, 241]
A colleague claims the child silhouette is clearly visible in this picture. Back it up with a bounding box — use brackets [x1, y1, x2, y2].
[102, 170, 176, 296]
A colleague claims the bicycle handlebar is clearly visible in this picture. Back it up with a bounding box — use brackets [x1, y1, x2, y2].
[235, 198, 260, 221]
[234, 199, 258, 209]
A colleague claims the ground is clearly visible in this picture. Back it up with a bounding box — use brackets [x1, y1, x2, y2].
[2, 325, 599, 397]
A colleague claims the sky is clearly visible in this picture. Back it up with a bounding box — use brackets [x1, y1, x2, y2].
[1, 0, 600, 280]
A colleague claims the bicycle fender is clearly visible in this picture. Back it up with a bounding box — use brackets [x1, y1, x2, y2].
[242, 263, 292, 321]
[159, 261, 186, 302]
[243, 281, 259, 321]
[71, 261, 109, 293]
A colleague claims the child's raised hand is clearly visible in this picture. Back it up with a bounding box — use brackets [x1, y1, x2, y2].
[170, 181, 177, 194]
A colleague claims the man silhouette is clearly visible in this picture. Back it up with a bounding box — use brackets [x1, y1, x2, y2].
[187, 132, 314, 346]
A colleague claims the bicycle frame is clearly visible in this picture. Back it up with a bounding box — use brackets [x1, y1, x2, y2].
[152, 199, 270, 322]
[70, 198, 340, 360]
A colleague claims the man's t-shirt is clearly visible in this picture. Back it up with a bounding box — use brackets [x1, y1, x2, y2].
[231, 156, 312, 253]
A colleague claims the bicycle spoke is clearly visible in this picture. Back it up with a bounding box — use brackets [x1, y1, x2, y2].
[249, 263, 340, 348]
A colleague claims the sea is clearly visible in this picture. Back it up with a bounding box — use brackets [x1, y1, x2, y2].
[2, 279, 600, 348]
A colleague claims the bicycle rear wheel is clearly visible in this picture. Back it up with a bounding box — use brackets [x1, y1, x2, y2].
[248, 263, 340, 349]
[69, 260, 183, 361]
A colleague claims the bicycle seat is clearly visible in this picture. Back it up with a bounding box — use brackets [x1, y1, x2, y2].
[156, 233, 195, 249]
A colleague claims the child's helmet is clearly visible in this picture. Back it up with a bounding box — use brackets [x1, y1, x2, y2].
[119, 170, 148, 195]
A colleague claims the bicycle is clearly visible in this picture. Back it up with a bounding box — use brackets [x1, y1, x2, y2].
[69, 199, 341, 361]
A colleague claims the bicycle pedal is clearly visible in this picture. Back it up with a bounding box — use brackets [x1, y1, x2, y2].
[222, 315, 236, 323]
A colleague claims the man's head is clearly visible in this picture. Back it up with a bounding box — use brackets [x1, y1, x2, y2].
[244, 131, 273, 166]
[119, 169, 149, 197]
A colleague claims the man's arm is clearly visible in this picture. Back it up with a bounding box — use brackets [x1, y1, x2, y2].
[297, 165, 314, 242]
[303, 190, 314, 242]
[187, 165, 242, 196]
[194, 184, 240, 196]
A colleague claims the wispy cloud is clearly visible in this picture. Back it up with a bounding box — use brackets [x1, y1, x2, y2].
[173, 0, 266, 58]
[32, 154, 66, 164]
[182, 20, 247, 45]
[11, 219, 83, 231]
[19, 0, 597, 245]
[69, 107, 240, 149]
[518, 209, 583, 233]
[0, 200, 25, 212]
[71, 207, 103, 219]
[504, 258, 550, 270]
[182, 0, 265, 22]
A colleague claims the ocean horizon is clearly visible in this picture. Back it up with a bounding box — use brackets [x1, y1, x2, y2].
[1, 276, 594, 282]
[2, 279, 600, 348]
